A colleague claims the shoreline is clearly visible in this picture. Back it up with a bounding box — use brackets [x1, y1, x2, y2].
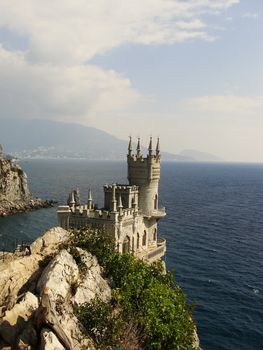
[0, 198, 57, 217]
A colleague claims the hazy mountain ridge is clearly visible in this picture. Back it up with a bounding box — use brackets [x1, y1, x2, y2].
[178, 149, 223, 162]
[0, 119, 222, 161]
[0, 119, 178, 160]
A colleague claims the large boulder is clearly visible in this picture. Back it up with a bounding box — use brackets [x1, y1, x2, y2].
[40, 328, 66, 350]
[31, 226, 70, 256]
[37, 249, 102, 350]
[0, 292, 38, 346]
[0, 227, 111, 350]
[0, 227, 70, 312]
[72, 248, 111, 306]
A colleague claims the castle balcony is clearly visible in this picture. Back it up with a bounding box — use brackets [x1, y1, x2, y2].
[136, 236, 166, 263]
[150, 207, 166, 219]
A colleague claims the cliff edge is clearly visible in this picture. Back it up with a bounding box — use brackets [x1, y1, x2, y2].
[0, 227, 110, 349]
[0, 227, 200, 350]
[0, 144, 54, 216]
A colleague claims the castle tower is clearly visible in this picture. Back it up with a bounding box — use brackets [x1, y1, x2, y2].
[127, 137, 161, 216]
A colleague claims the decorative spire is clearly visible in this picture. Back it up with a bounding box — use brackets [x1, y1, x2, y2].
[118, 194, 123, 212]
[156, 137, 160, 157]
[148, 136, 153, 156]
[68, 191, 75, 210]
[112, 184, 117, 212]
[87, 188, 93, 209]
[132, 194, 138, 211]
[128, 136, 133, 157]
[70, 191, 75, 205]
[136, 137, 141, 158]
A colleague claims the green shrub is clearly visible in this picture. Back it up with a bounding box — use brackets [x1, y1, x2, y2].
[71, 227, 196, 350]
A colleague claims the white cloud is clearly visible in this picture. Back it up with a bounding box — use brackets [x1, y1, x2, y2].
[0, 0, 239, 123]
[0, 48, 141, 122]
[185, 95, 263, 114]
[0, 0, 239, 64]
[242, 12, 258, 19]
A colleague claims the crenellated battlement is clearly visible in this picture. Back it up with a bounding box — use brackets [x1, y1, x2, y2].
[104, 184, 138, 191]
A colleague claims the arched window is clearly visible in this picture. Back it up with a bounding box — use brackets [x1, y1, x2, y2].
[154, 194, 158, 209]
[122, 236, 130, 254]
[143, 230, 147, 246]
[137, 232, 140, 249]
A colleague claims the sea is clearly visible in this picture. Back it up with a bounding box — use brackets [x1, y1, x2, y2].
[0, 160, 263, 350]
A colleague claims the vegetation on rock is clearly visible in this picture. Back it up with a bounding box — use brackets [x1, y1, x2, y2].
[71, 227, 196, 350]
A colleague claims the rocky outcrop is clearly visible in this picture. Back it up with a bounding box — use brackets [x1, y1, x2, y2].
[0, 227, 111, 349]
[0, 227, 70, 313]
[0, 144, 55, 217]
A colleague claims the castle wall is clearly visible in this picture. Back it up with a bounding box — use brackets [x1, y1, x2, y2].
[104, 185, 139, 210]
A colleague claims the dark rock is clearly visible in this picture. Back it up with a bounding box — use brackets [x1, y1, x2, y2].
[0, 144, 56, 217]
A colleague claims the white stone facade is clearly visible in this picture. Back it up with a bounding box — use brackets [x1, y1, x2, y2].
[57, 138, 166, 263]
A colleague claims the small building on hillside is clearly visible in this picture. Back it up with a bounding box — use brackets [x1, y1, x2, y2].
[57, 138, 166, 263]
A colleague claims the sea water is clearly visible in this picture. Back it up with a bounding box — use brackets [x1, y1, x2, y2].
[0, 160, 263, 350]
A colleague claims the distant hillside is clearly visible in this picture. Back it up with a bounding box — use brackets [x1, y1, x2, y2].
[0, 119, 177, 160]
[178, 149, 223, 162]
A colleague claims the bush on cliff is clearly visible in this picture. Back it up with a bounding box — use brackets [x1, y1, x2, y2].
[71, 227, 196, 350]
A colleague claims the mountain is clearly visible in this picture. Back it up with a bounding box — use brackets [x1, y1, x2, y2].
[178, 149, 223, 162]
[0, 118, 177, 160]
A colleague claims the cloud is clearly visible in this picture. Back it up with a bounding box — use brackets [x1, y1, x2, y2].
[0, 0, 239, 124]
[242, 12, 258, 19]
[0, 48, 141, 122]
[185, 95, 263, 114]
[0, 0, 239, 64]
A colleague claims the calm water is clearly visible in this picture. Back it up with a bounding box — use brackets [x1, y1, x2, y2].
[1, 160, 263, 350]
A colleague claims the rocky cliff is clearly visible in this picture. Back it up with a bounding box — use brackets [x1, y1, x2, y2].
[0, 144, 54, 216]
[0, 226, 200, 350]
[0, 227, 111, 349]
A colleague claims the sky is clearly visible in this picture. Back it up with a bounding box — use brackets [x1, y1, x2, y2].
[0, 0, 262, 162]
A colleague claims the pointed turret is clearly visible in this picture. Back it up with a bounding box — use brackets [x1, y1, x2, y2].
[148, 136, 153, 156]
[118, 194, 123, 216]
[69, 191, 75, 210]
[156, 137, 160, 157]
[136, 138, 142, 158]
[128, 136, 133, 157]
[132, 195, 138, 211]
[111, 184, 117, 212]
[87, 188, 93, 209]
[118, 194, 123, 209]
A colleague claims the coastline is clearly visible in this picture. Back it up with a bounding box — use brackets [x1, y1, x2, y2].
[0, 198, 56, 217]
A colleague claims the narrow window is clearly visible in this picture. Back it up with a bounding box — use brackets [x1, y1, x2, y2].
[154, 194, 158, 209]
[143, 230, 147, 246]
[122, 236, 130, 254]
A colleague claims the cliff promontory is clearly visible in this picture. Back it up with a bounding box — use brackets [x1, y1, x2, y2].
[0, 226, 200, 350]
[0, 144, 54, 216]
[0, 227, 110, 349]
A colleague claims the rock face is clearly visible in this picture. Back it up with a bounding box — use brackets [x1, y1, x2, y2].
[0, 144, 55, 216]
[0, 227, 111, 349]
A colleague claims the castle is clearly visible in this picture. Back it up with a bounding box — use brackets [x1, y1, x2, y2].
[57, 137, 166, 263]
